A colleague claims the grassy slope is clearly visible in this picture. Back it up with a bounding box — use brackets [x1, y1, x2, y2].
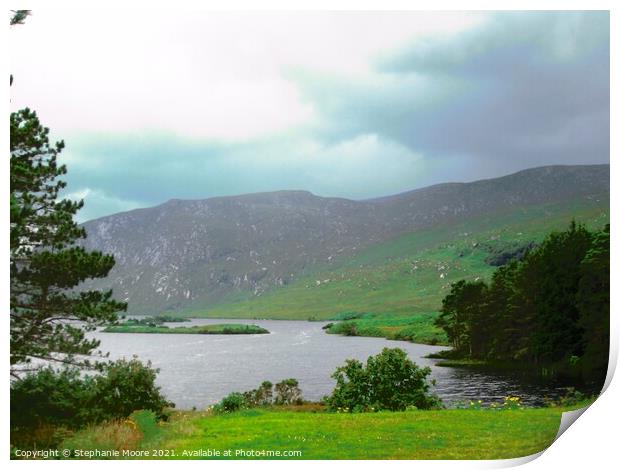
[180, 199, 607, 344]
[63, 407, 571, 460]
[326, 312, 446, 344]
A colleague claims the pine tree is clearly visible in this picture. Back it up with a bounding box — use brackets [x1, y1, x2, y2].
[435, 280, 469, 351]
[435, 279, 489, 357]
[10, 108, 126, 375]
[486, 262, 525, 360]
[526, 221, 592, 363]
[577, 224, 610, 382]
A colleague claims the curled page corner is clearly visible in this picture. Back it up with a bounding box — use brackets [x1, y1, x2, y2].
[491, 404, 594, 468]
[552, 358, 614, 445]
[554, 405, 591, 441]
[492, 450, 545, 468]
[549, 354, 615, 447]
[497, 358, 616, 468]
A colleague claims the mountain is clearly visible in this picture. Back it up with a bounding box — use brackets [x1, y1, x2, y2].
[79, 164, 610, 315]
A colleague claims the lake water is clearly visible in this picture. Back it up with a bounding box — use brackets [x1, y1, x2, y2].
[92, 318, 582, 409]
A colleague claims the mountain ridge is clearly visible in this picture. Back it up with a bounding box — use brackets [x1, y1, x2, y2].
[79, 164, 609, 314]
[83, 164, 609, 224]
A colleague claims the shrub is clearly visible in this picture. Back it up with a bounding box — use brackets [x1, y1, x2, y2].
[326, 348, 442, 412]
[11, 367, 95, 432]
[214, 378, 303, 413]
[545, 387, 591, 408]
[274, 378, 303, 405]
[89, 358, 173, 422]
[332, 321, 359, 336]
[214, 392, 247, 413]
[10, 357, 173, 442]
[484, 242, 538, 266]
[243, 381, 273, 407]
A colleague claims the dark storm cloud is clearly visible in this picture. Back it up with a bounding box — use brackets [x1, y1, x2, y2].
[295, 11, 609, 178]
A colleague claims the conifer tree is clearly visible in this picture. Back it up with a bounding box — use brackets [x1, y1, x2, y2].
[577, 224, 610, 381]
[10, 108, 126, 375]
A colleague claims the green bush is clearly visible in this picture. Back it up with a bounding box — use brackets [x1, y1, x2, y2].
[89, 358, 174, 422]
[11, 367, 95, 431]
[326, 348, 442, 412]
[274, 378, 303, 405]
[243, 381, 273, 407]
[547, 387, 590, 407]
[331, 321, 359, 336]
[214, 392, 247, 413]
[10, 358, 173, 440]
[214, 378, 303, 413]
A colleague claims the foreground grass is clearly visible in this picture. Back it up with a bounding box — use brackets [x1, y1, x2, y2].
[102, 324, 269, 335]
[62, 407, 570, 460]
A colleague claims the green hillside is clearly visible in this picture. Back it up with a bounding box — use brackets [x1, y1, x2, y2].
[81, 165, 609, 316]
[185, 198, 608, 344]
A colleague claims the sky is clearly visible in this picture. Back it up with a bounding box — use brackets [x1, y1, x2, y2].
[9, 10, 610, 222]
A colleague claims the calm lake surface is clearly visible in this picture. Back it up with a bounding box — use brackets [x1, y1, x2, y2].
[92, 318, 579, 409]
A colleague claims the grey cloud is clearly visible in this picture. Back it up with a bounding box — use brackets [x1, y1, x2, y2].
[294, 11, 609, 176]
[59, 11, 610, 221]
[61, 131, 429, 222]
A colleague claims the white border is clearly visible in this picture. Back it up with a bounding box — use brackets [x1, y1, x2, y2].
[3, 1, 617, 469]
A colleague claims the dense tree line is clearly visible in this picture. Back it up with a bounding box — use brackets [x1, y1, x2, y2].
[435, 222, 609, 383]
